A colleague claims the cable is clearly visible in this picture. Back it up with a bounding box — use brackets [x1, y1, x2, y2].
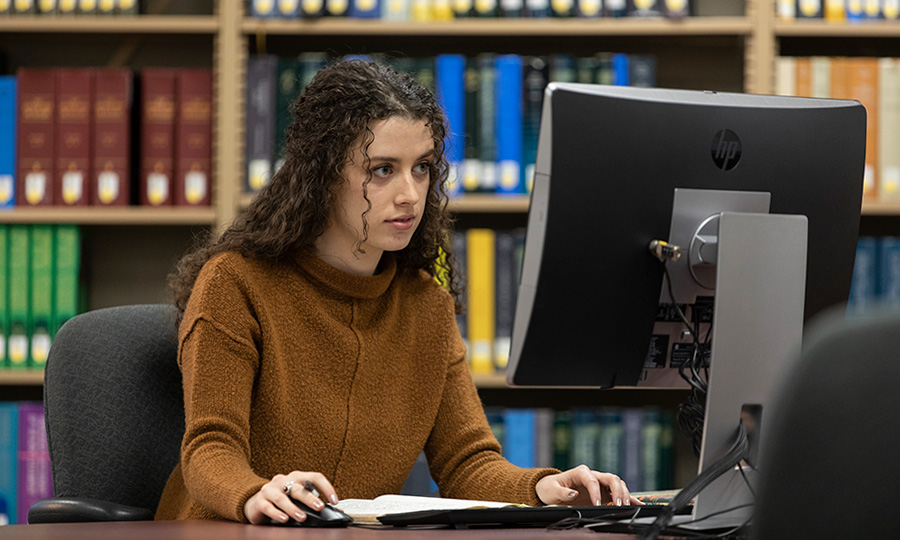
[638, 421, 751, 540]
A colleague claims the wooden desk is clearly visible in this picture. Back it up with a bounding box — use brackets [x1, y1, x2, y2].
[0, 520, 633, 540]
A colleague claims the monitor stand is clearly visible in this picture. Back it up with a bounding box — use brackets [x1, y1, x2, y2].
[684, 211, 808, 530]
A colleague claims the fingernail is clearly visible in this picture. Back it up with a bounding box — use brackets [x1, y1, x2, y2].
[594, 499, 601, 506]
[281, 514, 290, 522]
[331, 494, 339, 504]
[295, 512, 304, 521]
[616, 498, 622, 506]
[313, 500, 324, 510]
[567, 490, 578, 500]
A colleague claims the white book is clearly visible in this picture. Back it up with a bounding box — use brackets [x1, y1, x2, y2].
[336, 494, 517, 524]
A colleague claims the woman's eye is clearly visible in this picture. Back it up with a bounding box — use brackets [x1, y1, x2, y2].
[414, 163, 431, 175]
[373, 165, 392, 177]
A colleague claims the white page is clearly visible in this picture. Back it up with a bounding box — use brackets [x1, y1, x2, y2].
[335, 494, 516, 519]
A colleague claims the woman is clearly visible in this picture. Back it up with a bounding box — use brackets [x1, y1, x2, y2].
[156, 59, 639, 525]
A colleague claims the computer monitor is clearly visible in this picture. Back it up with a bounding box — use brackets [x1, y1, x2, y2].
[505, 83, 866, 528]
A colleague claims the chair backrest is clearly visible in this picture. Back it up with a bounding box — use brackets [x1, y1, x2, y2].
[752, 312, 900, 539]
[44, 304, 184, 514]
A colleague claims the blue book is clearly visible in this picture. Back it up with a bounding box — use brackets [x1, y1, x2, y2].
[436, 54, 466, 198]
[350, 0, 380, 17]
[879, 237, 900, 312]
[495, 55, 524, 195]
[612, 53, 630, 86]
[503, 409, 536, 468]
[0, 403, 18, 524]
[848, 237, 879, 316]
[0, 76, 15, 210]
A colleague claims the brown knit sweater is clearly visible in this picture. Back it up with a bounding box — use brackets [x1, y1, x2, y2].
[154, 249, 557, 522]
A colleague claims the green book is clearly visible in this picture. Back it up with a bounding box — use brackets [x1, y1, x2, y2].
[0, 225, 7, 367]
[29, 225, 54, 369]
[53, 225, 81, 336]
[275, 57, 303, 175]
[7, 226, 30, 370]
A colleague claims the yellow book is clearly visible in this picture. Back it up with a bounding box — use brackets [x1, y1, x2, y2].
[467, 229, 495, 375]
[795, 57, 812, 98]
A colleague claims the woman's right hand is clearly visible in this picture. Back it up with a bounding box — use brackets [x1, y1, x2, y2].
[243, 472, 340, 525]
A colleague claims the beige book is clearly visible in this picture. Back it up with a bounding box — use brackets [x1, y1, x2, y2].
[810, 56, 831, 98]
[878, 58, 900, 202]
[775, 57, 796, 97]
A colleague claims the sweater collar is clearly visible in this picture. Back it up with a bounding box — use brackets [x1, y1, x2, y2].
[294, 249, 397, 299]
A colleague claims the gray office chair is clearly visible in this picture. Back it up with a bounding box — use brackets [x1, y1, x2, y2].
[752, 312, 900, 539]
[28, 304, 185, 523]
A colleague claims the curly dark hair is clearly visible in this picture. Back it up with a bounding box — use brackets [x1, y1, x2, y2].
[169, 60, 462, 322]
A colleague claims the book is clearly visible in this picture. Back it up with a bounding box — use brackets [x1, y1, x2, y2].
[16, 68, 55, 207]
[878, 58, 900, 202]
[629, 55, 656, 88]
[500, 0, 524, 17]
[495, 55, 523, 195]
[552, 410, 572, 470]
[350, 0, 379, 16]
[0, 403, 17, 524]
[494, 229, 517, 369]
[7, 227, 29, 370]
[620, 408, 643, 491]
[597, 409, 623, 474]
[29, 225, 54, 369]
[140, 68, 176, 206]
[526, 0, 550, 17]
[775, 57, 796, 96]
[452, 231, 468, 350]
[16, 402, 51, 526]
[661, 0, 688, 18]
[174, 69, 212, 207]
[277, 0, 301, 17]
[846, 57, 879, 202]
[575, 0, 600, 17]
[0, 226, 7, 367]
[246, 56, 277, 195]
[92, 68, 131, 206]
[436, 55, 466, 198]
[274, 57, 302, 175]
[628, 0, 660, 17]
[810, 56, 831, 98]
[503, 409, 536, 468]
[824, 0, 844, 20]
[53, 225, 81, 335]
[572, 409, 600, 468]
[326, 0, 350, 17]
[467, 228, 495, 374]
[522, 56, 547, 194]
[848, 237, 878, 316]
[335, 494, 514, 525]
[477, 54, 497, 193]
[0, 76, 15, 209]
[880, 237, 900, 312]
[795, 56, 811, 97]
[250, 0, 278, 17]
[550, 0, 574, 17]
[55, 68, 92, 206]
[462, 57, 481, 194]
[797, 0, 823, 18]
[382, 0, 409, 19]
[777, 0, 795, 20]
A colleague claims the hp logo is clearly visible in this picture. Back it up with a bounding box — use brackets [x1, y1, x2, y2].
[711, 129, 742, 171]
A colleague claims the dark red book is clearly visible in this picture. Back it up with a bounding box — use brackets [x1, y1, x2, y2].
[91, 68, 132, 207]
[139, 68, 176, 207]
[55, 68, 93, 207]
[174, 68, 212, 207]
[16, 68, 56, 207]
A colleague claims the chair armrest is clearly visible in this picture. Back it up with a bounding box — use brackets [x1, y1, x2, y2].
[28, 497, 155, 523]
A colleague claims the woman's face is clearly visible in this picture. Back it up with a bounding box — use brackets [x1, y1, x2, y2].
[315, 116, 435, 274]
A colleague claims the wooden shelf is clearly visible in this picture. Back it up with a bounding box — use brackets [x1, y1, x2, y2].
[862, 200, 900, 216]
[0, 207, 217, 225]
[775, 20, 900, 37]
[0, 370, 44, 386]
[0, 15, 218, 34]
[241, 16, 753, 37]
[448, 195, 530, 213]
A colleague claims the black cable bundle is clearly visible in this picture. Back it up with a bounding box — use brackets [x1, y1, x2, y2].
[638, 421, 751, 540]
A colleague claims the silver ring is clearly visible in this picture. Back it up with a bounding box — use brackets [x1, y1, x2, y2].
[282, 480, 297, 495]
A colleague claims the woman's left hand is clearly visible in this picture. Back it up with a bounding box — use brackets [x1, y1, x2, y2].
[535, 465, 644, 507]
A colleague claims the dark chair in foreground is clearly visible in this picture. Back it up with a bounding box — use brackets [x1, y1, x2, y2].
[753, 312, 900, 539]
[28, 305, 184, 523]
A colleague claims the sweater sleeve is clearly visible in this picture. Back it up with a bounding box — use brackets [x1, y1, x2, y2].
[424, 313, 559, 506]
[177, 257, 268, 521]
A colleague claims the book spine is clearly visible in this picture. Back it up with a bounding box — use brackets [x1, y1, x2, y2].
[627, 0, 660, 16]
[494, 230, 516, 370]
[53, 225, 81, 335]
[534, 408, 554, 468]
[0, 76, 15, 209]
[661, 0, 689, 18]
[612, 53, 630, 86]
[629, 55, 656, 88]
[301, 0, 327, 18]
[92, 68, 132, 206]
[462, 57, 482, 194]
[16, 68, 55, 207]
[0, 226, 6, 367]
[16, 402, 51, 526]
[500, 0, 524, 17]
[452, 231, 468, 351]
[885, 0, 900, 19]
[7, 226, 30, 370]
[522, 56, 547, 194]
[140, 68, 176, 206]
[277, 0, 301, 17]
[495, 55, 523, 195]
[246, 57, 277, 195]
[794, 56, 811, 97]
[878, 58, 900, 201]
[174, 68, 212, 207]
[382, 0, 410, 19]
[550, 0, 573, 17]
[797, 0, 823, 18]
[848, 237, 878, 315]
[116, 0, 138, 14]
[552, 410, 573, 470]
[775, 57, 796, 96]
[777, 0, 795, 20]
[275, 58, 302, 175]
[0, 403, 18, 524]
[29, 225, 54, 369]
[575, 0, 600, 18]
[250, 0, 278, 16]
[847, 58, 879, 202]
[467, 228, 495, 374]
[571, 409, 600, 468]
[525, 0, 549, 17]
[641, 409, 663, 491]
[326, 0, 351, 17]
[350, 0, 379, 16]
[436, 54, 466, 198]
[477, 54, 496, 193]
[879, 237, 900, 311]
[597, 409, 623, 474]
[549, 54, 577, 83]
[605, 0, 625, 16]
[620, 408, 643, 491]
[847, 0, 865, 21]
[502, 409, 536, 468]
[824, 0, 844, 21]
[55, 68, 92, 206]
[810, 56, 831, 98]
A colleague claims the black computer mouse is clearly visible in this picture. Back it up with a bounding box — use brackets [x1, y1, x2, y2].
[272, 499, 353, 528]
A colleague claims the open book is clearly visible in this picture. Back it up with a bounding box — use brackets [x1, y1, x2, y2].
[334, 494, 521, 525]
